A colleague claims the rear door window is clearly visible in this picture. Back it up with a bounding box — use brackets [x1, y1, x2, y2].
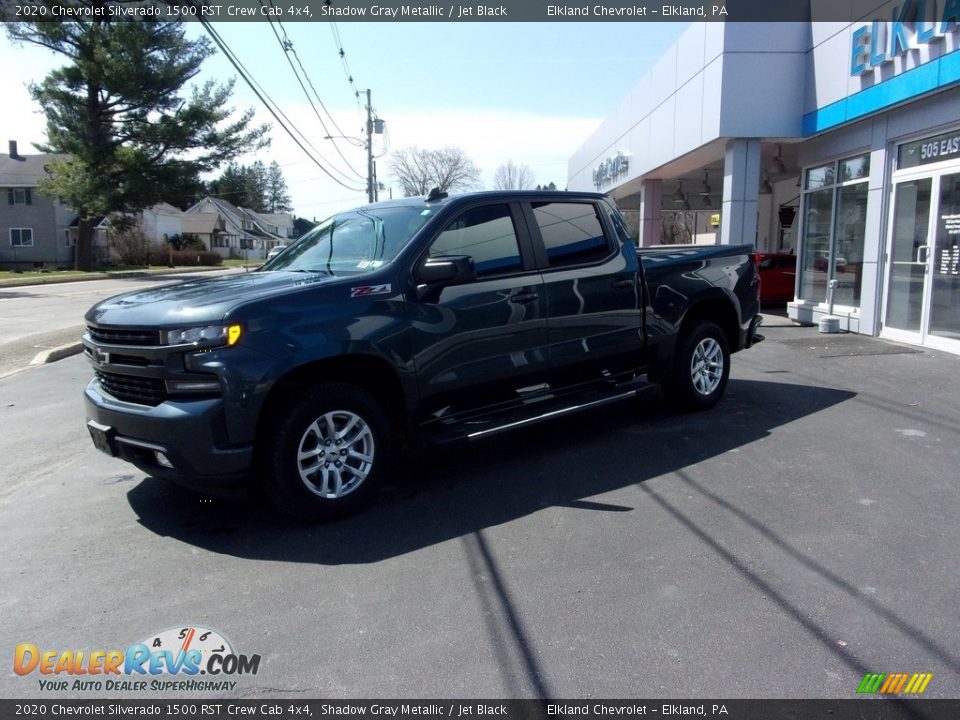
[531, 202, 613, 268]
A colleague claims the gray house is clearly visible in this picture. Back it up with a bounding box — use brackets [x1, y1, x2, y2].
[0, 141, 75, 269]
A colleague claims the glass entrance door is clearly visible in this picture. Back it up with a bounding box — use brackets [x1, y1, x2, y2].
[885, 178, 931, 334]
[883, 172, 960, 351]
[929, 172, 960, 343]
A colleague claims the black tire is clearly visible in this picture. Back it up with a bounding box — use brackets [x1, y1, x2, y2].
[662, 321, 731, 411]
[261, 383, 392, 521]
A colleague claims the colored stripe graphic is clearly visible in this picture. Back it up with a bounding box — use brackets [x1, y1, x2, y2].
[857, 673, 885, 693]
[911, 673, 933, 694]
[884, 673, 909, 693]
[858, 672, 933, 694]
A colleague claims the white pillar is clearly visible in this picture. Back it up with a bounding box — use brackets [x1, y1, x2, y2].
[638, 180, 662, 247]
[720, 139, 761, 246]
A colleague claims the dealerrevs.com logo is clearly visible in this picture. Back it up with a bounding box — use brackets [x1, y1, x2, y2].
[14, 626, 261, 692]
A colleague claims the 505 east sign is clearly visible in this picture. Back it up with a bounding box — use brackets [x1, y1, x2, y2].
[850, 0, 960, 76]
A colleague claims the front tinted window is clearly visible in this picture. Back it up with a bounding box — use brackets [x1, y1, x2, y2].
[532, 202, 611, 268]
[430, 204, 523, 278]
[262, 206, 434, 275]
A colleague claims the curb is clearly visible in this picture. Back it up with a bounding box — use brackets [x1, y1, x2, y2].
[30, 342, 85, 366]
[0, 265, 247, 290]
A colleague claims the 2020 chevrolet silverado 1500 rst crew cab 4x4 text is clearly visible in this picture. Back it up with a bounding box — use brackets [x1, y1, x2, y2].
[83, 190, 763, 519]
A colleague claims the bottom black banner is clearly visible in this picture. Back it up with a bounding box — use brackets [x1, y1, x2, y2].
[2, 700, 958, 720]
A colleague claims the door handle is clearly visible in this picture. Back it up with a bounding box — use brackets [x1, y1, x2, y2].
[612, 279, 635, 289]
[916, 245, 930, 265]
[509, 291, 539, 304]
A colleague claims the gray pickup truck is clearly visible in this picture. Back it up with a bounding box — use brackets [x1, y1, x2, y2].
[83, 190, 763, 519]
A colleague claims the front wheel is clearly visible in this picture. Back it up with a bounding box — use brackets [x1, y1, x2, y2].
[261, 383, 392, 521]
[662, 321, 731, 411]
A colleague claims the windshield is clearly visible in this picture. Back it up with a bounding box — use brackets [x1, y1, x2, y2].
[260, 206, 435, 275]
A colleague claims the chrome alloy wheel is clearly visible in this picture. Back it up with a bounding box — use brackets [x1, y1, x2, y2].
[296, 411, 375, 498]
[690, 337, 724, 396]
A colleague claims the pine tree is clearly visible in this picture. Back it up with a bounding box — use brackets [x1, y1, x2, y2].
[244, 160, 268, 212]
[265, 161, 293, 213]
[208, 162, 250, 207]
[7, 18, 269, 270]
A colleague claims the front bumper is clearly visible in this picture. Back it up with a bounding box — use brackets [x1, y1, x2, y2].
[84, 379, 252, 488]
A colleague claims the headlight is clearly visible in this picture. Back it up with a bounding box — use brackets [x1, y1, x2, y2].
[164, 324, 242, 348]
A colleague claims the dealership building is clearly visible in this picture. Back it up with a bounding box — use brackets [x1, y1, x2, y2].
[568, 14, 960, 354]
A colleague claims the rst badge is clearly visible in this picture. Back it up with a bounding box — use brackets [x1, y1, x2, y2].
[350, 284, 392, 298]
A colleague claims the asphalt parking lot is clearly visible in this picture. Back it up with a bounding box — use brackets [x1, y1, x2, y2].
[1, 318, 958, 699]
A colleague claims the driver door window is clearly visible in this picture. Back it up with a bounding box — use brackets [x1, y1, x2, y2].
[430, 204, 523, 278]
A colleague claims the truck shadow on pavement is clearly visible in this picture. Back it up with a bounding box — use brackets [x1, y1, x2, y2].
[126, 376, 960, 696]
[127, 378, 853, 564]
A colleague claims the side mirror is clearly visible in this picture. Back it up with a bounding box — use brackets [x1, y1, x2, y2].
[418, 255, 476, 286]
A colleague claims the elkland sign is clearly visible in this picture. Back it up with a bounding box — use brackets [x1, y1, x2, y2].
[850, 0, 960, 75]
[592, 151, 630, 189]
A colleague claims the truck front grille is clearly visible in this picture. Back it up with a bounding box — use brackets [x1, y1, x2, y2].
[95, 370, 167, 406]
[87, 326, 162, 346]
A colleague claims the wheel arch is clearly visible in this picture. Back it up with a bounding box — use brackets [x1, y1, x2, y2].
[677, 296, 740, 352]
[256, 354, 410, 456]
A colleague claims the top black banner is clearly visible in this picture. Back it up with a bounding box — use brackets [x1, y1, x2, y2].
[0, 0, 919, 23]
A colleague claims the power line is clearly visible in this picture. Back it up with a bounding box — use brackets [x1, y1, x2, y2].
[261, 3, 366, 181]
[374, 122, 390, 159]
[192, 15, 365, 194]
[329, 21, 364, 112]
[272, 14, 357, 142]
[326, 5, 387, 187]
[331, 32, 385, 154]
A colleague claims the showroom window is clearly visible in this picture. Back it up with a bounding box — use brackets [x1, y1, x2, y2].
[798, 154, 870, 306]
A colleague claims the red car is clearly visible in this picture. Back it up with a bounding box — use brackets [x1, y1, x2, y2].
[754, 252, 796, 304]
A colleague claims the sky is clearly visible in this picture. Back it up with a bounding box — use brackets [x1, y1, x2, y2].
[0, 20, 688, 219]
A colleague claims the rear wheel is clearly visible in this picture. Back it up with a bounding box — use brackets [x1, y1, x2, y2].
[662, 321, 730, 411]
[262, 383, 391, 521]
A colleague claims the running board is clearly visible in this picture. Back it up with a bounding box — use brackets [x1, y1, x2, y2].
[466, 390, 639, 440]
[429, 382, 655, 446]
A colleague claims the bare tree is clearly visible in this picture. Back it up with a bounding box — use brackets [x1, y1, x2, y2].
[493, 161, 535, 190]
[389, 146, 482, 197]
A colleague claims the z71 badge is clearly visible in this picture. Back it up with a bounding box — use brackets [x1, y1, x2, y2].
[350, 284, 392, 298]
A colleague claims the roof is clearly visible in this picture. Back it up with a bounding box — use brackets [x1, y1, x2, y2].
[0, 152, 70, 188]
[151, 202, 184, 216]
[186, 197, 286, 240]
[189, 196, 243, 220]
[359, 189, 608, 212]
[259, 212, 294, 226]
[181, 213, 222, 235]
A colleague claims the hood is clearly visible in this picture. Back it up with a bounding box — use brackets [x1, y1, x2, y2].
[85, 271, 344, 328]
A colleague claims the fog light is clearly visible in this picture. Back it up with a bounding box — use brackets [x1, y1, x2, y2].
[165, 379, 221, 393]
[155, 452, 174, 469]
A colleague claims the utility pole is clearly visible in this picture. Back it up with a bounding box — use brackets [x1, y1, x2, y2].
[365, 88, 374, 204]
